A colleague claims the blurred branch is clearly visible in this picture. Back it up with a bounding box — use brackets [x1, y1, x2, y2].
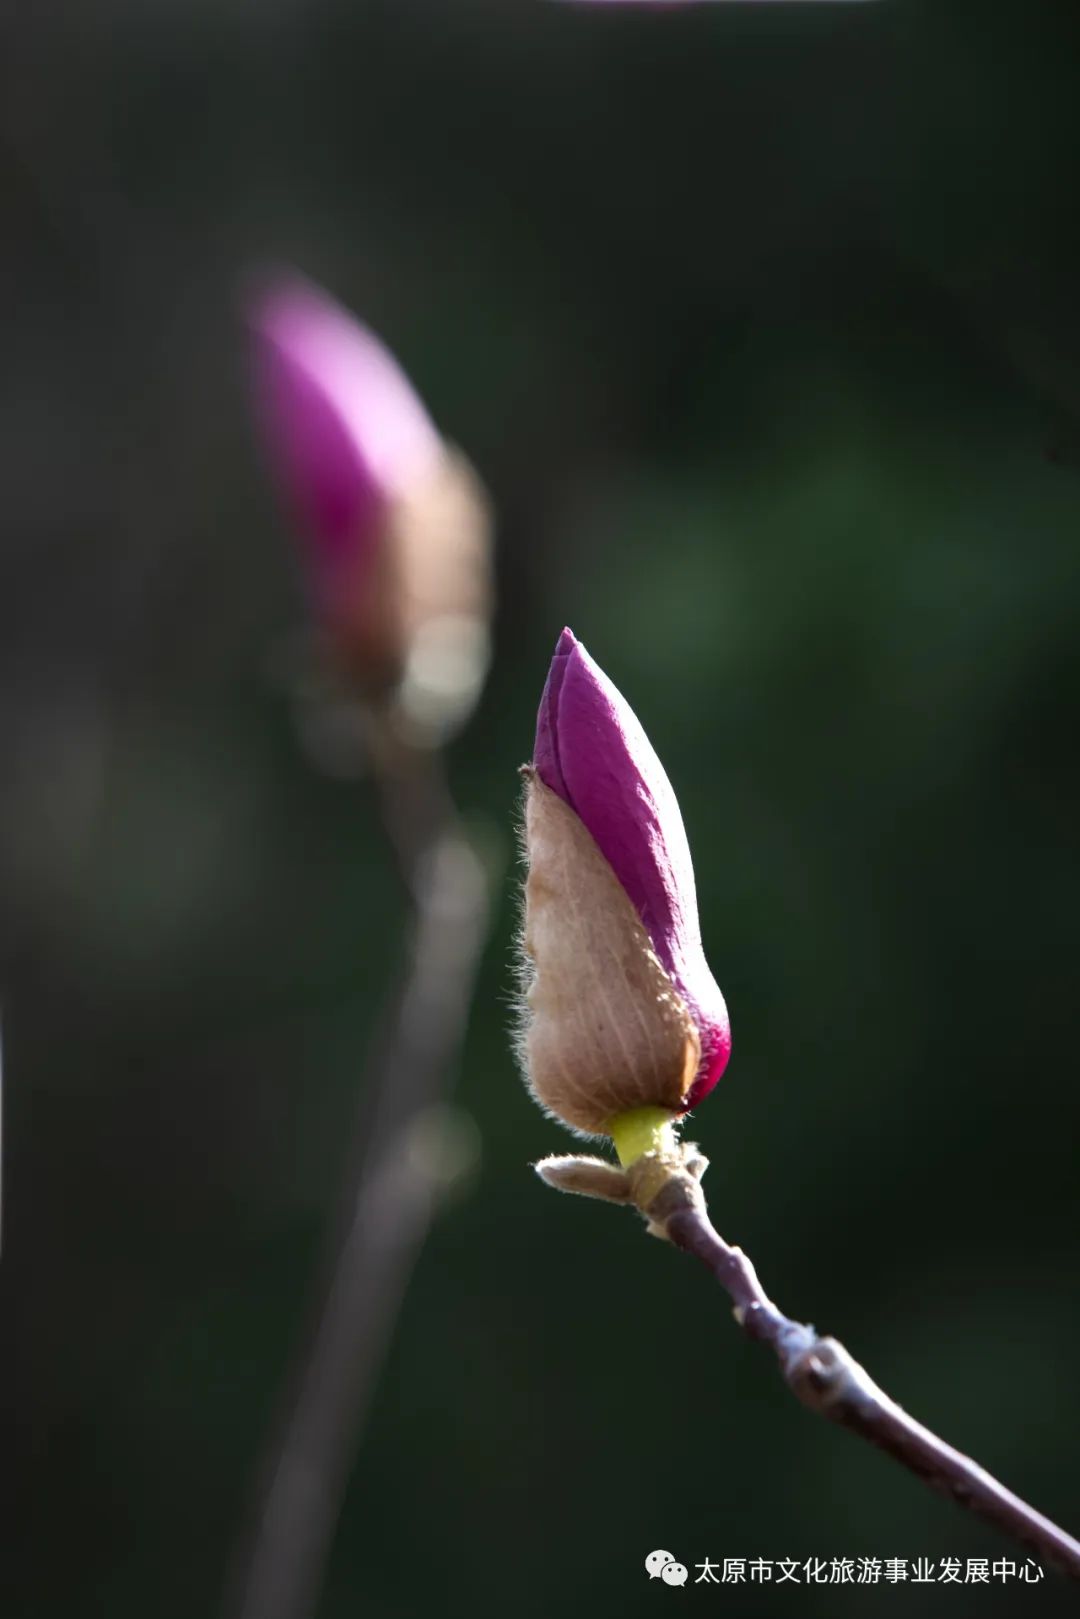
[227, 730, 492, 1619]
[541, 1147, 1080, 1581]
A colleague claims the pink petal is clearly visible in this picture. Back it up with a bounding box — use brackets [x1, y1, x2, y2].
[247, 273, 442, 597]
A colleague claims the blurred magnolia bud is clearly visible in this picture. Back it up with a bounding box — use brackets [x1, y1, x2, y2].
[247, 272, 492, 741]
[518, 629, 730, 1140]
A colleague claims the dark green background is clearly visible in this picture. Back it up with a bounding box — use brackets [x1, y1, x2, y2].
[2, 2, 1079, 1615]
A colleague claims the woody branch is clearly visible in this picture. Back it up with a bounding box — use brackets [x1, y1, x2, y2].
[228, 740, 490, 1619]
[637, 1155, 1080, 1581]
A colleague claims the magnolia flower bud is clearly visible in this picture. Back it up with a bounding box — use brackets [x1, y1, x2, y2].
[247, 272, 492, 738]
[518, 629, 730, 1141]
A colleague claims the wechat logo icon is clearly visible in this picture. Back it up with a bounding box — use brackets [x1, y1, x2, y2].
[646, 1550, 688, 1586]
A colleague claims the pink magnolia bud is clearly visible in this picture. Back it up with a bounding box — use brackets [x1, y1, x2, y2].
[247, 273, 491, 727]
[520, 629, 730, 1135]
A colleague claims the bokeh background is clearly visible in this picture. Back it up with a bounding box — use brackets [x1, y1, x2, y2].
[3, 2, 1080, 1615]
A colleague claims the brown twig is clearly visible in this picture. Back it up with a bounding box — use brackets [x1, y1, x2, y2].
[227, 735, 491, 1619]
[539, 1144, 1080, 1580]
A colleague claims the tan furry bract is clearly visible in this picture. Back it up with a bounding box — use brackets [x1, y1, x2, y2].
[519, 771, 700, 1135]
[332, 446, 493, 711]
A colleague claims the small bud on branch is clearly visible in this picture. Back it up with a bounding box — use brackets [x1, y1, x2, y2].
[247, 272, 492, 740]
[518, 628, 729, 1144]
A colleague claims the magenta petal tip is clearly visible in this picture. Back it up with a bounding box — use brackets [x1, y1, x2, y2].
[246, 271, 442, 581]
